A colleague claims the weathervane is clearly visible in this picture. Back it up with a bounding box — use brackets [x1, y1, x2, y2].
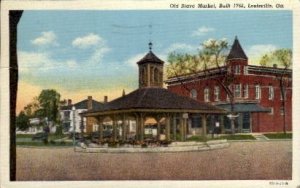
[149, 24, 152, 51]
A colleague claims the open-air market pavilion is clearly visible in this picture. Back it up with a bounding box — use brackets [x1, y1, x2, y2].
[82, 43, 226, 142]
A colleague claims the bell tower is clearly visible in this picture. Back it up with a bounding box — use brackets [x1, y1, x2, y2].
[137, 42, 164, 88]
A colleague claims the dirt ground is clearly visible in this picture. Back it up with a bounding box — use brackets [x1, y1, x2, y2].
[16, 141, 292, 180]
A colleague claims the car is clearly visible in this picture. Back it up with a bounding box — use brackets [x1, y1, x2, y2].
[32, 132, 48, 141]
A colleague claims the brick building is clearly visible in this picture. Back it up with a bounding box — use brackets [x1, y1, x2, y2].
[166, 37, 292, 133]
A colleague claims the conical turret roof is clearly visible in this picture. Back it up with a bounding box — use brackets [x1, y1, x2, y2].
[227, 37, 248, 60]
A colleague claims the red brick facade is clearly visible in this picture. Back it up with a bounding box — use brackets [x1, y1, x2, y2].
[166, 39, 292, 133]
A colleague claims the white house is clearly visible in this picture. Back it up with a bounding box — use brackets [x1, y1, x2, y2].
[60, 96, 104, 133]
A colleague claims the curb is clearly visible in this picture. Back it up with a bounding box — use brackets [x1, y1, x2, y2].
[76, 140, 230, 153]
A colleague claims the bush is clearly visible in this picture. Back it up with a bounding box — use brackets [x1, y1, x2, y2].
[60, 141, 66, 145]
[43, 138, 48, 145]
[50, 140, 56, 145]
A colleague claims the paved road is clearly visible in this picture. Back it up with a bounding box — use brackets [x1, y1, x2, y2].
[16, 141, 292, 180]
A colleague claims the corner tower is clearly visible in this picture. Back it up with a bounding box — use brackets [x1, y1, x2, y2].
[227, 36, 248, 75]
[137, 42, 164, 88]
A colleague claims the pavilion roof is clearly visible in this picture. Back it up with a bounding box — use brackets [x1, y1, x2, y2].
[85, 87, 226, 116]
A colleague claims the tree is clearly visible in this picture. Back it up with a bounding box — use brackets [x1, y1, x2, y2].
[167, 38, 238, 134]
[38, 89, 61, 123]
[259, 49, 292, 134]
[16, 111, 30, 131]
[37, 89, 62, 134]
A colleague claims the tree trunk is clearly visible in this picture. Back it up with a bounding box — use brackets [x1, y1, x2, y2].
[9, 10, 23, 181]
[230, 96, 235, 134]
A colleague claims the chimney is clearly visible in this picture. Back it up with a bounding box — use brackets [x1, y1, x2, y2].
[104, 96, 108, 103]
[122, 89, 125, 97]
[67, 99, 72, 106]
[273, 64, 278, 68]
[87, 96, 93, 110]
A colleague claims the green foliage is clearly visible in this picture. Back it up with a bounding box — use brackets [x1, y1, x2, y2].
[264, 133, 292, 139]
[220, 134, 256, 140]
[259, 54, 270, 66]
[16, 111, 30, 131]
[38, 89, 61, 123]
[259, 48, 292, 68]
[55, 125, 63, 135]
[166, 38, 229, 78]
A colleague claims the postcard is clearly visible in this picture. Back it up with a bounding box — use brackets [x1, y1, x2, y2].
[1, 0, 300, 188]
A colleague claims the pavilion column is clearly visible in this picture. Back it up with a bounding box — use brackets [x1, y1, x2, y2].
[122, 115, 126, 142]
[156, 117, 161, 141]
[135, 115, 139, 141]
[201, 114, 207, 138]
[172, 116, 177, 141]
[165, 115, 171, 141]
[97, 117, 104, 143]
[112, 116, 117, 142]
[179, 117, 184, 141]
[140, 114, 145, 141]
[183, 118, 187, 141]
[220, 115, 225, 134]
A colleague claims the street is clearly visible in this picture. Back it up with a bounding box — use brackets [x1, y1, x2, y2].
[16, 141, 292, 180]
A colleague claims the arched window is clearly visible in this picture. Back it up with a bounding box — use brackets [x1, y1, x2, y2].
[190, 89, 197, 99]
[204, 87, 210, 102]
[154, 68, 159, 83]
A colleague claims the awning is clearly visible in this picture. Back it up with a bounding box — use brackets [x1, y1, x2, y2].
[216, 103, 271, 113]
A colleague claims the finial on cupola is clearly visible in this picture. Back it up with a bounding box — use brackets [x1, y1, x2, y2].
[148, 41, 153, 51]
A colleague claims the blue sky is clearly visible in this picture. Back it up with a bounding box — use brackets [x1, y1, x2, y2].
[17, 10, 292, 111]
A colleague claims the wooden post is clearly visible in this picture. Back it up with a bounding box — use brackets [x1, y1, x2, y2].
[201, 115, 207, 138]
[112, 116, 117, 142]
[140, 115, 145, 141]
[122, 115, 126, 142]
[98, 117, 103, 143]
[135, 115, 139, 141]
[179, 117, 184, 141]
[220, 115, 225, 134]
[166, 116, 171, 141]
[157, 119, 161, 140]
[173, 116, 177, 141]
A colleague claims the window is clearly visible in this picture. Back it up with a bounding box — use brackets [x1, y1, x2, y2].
[268, 86, 274, 100]
[235, 65, 241, 74]
[244, 84, 249, 99]
[204, 88, 210, 102]
[214, 86, 220, 101]
[255, 85, 261, 99]
[190, 89, 197, 99]
[234, 84, 242, 98]
[244, 66, 248, 75]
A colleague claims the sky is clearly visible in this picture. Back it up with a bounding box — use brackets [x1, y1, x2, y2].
[17, 10, 292, 113]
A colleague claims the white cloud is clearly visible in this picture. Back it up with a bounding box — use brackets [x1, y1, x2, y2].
[31, 31, 58, 46]
[72, 33, 111, 64]
[246, 44, 278, 65]
[192, 26, 215, 37]
[72, 33, 104, 49]
[247, 44, 278, 58]
[165, 43, 197, 53]
[124, 53, 146, 68]
[19, 51, 78, 73]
